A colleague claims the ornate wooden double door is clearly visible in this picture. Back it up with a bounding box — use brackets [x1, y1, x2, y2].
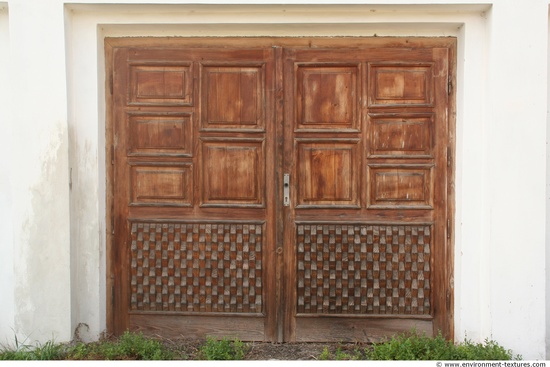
[107, 37, 455, 342]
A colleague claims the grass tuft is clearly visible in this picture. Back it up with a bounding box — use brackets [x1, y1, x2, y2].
[66, 331, 176, 360]
[198, 336, 247, 360]
[0, 331, 178, 360]
[0, 338, 65, 361]
[0, 330, 519, 361]
[316, 331, 518, 361]
[363, 331, 517, 361]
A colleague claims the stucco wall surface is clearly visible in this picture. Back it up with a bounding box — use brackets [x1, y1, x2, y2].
[0, 2, 15, 347]
[0, 0, 548, 360]
[1, 0, 72, 345]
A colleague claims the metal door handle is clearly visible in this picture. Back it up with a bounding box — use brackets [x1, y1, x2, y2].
[283, 174, 290, 206]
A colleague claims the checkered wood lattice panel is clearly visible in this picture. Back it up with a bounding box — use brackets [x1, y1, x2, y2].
[296, 224, 431, 315]
[130, 222, 263, 313]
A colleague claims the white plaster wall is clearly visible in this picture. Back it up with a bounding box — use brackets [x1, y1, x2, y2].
[486, 3, 547, 359]
[0, 2, 15, 345]
[547, 6, 550, 359]
[5, 0, 72, 343]
[0, 0, 547, 360]
[451, 9, 493, 344]
[65, 6, 104, 342]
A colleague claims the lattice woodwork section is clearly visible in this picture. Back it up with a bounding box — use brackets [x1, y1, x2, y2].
[130, 222, 263, 313]
[296, 224, 431, 315]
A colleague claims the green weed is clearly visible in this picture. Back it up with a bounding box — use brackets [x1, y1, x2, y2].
[67, 331, 176, 360]
[317, 344, 364, 360]
[450, 339, 517, 360]
[363, 331, 517, 361]
[0, 330, 518, 361]
[0, 337, 65, 360]
[198, 336, 247, 360]
[0, 331, 177, 360]
[318, 346, 330, 360]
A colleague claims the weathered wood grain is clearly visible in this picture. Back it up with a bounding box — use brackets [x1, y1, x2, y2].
[106, 37, 455, 342]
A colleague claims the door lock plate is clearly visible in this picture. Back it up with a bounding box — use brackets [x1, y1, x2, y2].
[283, 174, 290, 206]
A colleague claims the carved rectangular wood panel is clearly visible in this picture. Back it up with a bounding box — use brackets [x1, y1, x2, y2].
[368, 64, 433, 106]
[296, 140, 360, 207]
[129, 64, 193, 106]
[130, 164, 193, 207]
[367, 165, 434, 209]
[296, 224, 431, 315]
[368, 114, 433, 158]
[130, 222, 264, 313]
[201, 65, 265, 131]
[295, 65, 360, 130]
[128, 112, 193, 156]
[201, 139, 265, 207]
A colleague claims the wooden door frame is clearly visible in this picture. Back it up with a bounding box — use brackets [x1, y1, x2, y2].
[105, 36, 455, 341]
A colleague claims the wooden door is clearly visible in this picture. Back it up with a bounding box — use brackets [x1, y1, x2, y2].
[106, 38, 454, 343]
[108, 43, 278, 341]
[282, 45, 453, 342]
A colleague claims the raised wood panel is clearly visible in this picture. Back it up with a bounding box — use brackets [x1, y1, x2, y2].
[130, 164, 192, 207]
[129, 221, 264, 313]
[296, 224, 432, 315]
[129, 64, 192, 106]
[368, 114, 433, 158]
[295, 65, 359, 130]
[201, 139, 265, 207]
[296, 141, 360, 207]
[130, 314, 265, 341]
[368, 64, 433, 106]
[367, 165, 433, 209]
[295, 317, 433, 343]
[201, 65, 265, 131]
[128, 113, 193, 156]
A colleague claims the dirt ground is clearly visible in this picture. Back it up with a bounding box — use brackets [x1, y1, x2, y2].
[167, 338, 365, 360]
[244, 342, 360, 360]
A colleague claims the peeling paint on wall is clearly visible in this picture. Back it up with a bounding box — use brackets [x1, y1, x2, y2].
[69, 137, 100, 343]
[14, 126, 71, 342]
